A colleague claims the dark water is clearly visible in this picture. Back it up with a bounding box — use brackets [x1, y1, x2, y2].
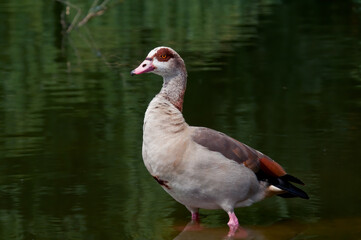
[1, 0, 361, 239]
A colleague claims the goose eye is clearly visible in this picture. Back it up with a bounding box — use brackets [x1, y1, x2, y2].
[161, 54, 167, 59]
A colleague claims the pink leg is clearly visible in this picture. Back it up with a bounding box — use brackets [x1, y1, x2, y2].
[226, 212, 249, 238]
[191, 212, 199, 221]
[227, 212, 239, 237]
[186, 206, 200, 222]
[227, 212, 239, 228]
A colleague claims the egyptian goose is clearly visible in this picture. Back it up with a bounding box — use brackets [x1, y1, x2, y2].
[131, 47, 308, 235]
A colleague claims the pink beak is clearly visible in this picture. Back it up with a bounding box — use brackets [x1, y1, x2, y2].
[131, 58, 155, 76]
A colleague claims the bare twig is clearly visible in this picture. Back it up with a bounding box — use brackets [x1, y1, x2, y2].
[77, 8, 106, 27]
[78, 0, 112, 27]
[56, 0, 82, 33]
[56, 0, 114, 32]
[55, 0, 120, 71]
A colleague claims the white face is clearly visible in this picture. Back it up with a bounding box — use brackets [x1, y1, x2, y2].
[131, 46, 183, 78]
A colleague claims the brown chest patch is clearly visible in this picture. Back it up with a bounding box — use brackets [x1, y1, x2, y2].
[153, 176, 171, 189]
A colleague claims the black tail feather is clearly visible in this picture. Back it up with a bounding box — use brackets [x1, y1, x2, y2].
[256, 170, 309, 199]
[280, 174, 305, 185]
[274, 178, 309, 199]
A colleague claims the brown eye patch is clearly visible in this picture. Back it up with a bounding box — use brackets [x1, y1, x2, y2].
[156, 48, 174, 62]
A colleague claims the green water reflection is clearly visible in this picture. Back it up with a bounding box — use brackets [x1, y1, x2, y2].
[0, 0, 361, 239]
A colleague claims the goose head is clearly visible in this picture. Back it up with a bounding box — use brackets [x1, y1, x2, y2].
[131, 47, 186, 78]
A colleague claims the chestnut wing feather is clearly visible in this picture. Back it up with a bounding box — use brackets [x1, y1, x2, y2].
[191, 127, 308, 199]
[191, 127, 286, 177]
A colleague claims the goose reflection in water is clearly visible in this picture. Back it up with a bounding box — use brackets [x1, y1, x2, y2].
[173, 219, 310, 240]
[174, 220, 250, 240]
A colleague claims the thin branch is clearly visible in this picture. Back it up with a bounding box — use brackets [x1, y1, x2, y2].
[78, 0, 112, 27]
[56, 0, 82, 33]
[56, 0, 116, 32]
[77, 8, 106, 27]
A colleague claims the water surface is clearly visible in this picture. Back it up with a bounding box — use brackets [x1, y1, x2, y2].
[0, 0, 361, 239]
